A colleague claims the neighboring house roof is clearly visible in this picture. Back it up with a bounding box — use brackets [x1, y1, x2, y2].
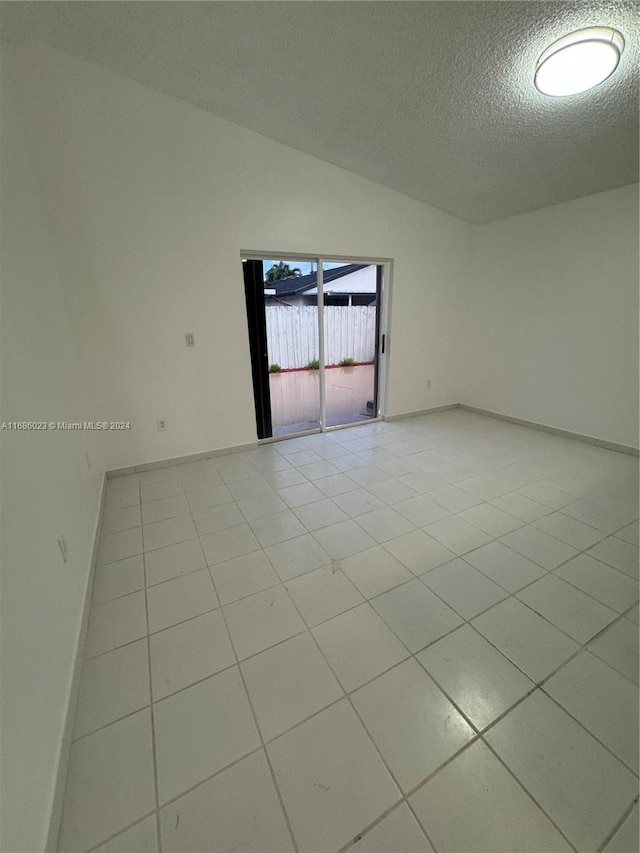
[264, 264, 369, 297]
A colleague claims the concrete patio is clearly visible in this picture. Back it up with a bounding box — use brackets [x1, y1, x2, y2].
[269, 364, 376, 436]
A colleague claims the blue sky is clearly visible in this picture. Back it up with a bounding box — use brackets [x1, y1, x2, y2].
[263, 260, 345, 276]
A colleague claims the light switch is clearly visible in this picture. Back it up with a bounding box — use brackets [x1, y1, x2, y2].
[185, 333, 195, 347]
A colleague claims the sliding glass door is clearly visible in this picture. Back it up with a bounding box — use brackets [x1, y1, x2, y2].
[322, 261, 381, 428]
[243, 255, 385, 440]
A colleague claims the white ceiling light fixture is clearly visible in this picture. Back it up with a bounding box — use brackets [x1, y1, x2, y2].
[535, 27, 625, 96]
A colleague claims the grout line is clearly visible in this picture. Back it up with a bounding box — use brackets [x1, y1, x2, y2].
[539, 686, 639, 778]
[596, 795, 639, 853]
[210, 569, 300, 853]
[84, 811, 158, 853]
[478, 735, 581, 852]
[141, 551, 163, 853]
[155, 742, 266, 811]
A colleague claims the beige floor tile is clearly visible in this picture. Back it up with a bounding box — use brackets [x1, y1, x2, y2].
[417, 625, 534, 729]
[463, 540, 546, 592]
[383, 529, 455, 574]
[604, 804, 639, 853]
[140, 480, 184, 504]
[312, 519, 377, 560]
[333, 487, 386, 517]
[191, 502, 244, 536]
[588, 618, 639, 684]
[422, 558, 507, 619]
[94, 816, 158, 852]
[587, 537, 640, 579]
[486, 691, 638, 851]
[339, 545, 414, 599]
[352, 659, 474, 792]
[312, 603, 409, 690]
[292, 497, 349, 531]
[265, 533, 332, 581]
[150, 610, 234, 699]
[146, 570, 218, 634]
[544, 652, 638, 773]
[85, 591, 147, 659]
[143, 514, 197, 552]
[555, 554, 639, 613]
[410, 740, 571, 853]
[185, 483, 233, 513]
[457, 502, 524, 537]
[141, 494, 189, 525]
[371, 579, 462, 652]
[393, 494, 450, 527]
[159, 751, 293, 852]
[97, 527, 143, 566]
[490, 492, 552, 522]
[200, 523, 261, 565]
[236, 490, 287, 520]
[345, 804, 433, 852]
[241, 632, 343, 741]
[154, 668, 260, 804]
[284, 564, 364, 626]
[101, 505, 142, 535]
[249, 509, 306, 547]
[58, 710, 155, 852]
[223, 585, 306, 660]
[268, 700, 400, 852]
[105, 486, 140, 511]
[472, 598, 579, 682]
[144, 538, 206, 586]
[209, 550, 280, 605]
[517, 574, 617, 643]
[500, 526, 578, 570]
[92, 555, 145, 604]
[533, 511, 605, 550]
[75, 639, 150, 737]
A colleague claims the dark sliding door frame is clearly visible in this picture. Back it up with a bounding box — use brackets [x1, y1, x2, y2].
[242, 259, 272, 439]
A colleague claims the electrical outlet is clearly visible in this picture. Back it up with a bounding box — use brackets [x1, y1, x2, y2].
[426, 379, 431, 388]
[57, 535, 68, 563]
[185, 333, 195, 347]
[157, 419, 167, 431]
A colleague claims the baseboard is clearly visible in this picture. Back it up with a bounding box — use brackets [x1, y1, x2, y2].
[458, 404, 639, 457]
[108, 441, 259, 478]
[384, 403, 460, 422]
[45, 472, 108, 852]
[384, 402, 638, 456]
[110, 403, 637, 475]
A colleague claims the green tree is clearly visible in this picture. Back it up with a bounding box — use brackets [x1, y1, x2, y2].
[265, 262, 302, 283]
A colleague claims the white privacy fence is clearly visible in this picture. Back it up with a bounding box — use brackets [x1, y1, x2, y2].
[266, 305, 377, 369]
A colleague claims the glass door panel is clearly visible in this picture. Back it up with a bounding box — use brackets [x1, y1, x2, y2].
[321, 262, 380, 427]
[244, 257, 322, 438]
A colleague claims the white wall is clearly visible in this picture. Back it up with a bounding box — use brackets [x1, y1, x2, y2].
[460, 185, 639, 449]
[0, 81, 105, 852]
[8, 44, 471, 471]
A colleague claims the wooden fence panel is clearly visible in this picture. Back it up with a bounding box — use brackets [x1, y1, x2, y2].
[266, 305, 376, 368]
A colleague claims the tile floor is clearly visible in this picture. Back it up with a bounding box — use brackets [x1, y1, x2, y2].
[59, 410, 639, 852]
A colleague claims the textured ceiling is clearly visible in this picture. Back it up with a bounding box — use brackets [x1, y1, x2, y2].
[2, 1, 638, 223]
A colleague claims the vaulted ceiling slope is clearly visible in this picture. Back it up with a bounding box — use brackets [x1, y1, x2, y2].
[2, 1, 638, 224]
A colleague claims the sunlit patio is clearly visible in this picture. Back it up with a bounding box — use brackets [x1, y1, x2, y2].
[269, 364, 376, 436]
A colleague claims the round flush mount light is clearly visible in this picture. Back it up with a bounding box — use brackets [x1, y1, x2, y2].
[534, 27, 625, 96]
